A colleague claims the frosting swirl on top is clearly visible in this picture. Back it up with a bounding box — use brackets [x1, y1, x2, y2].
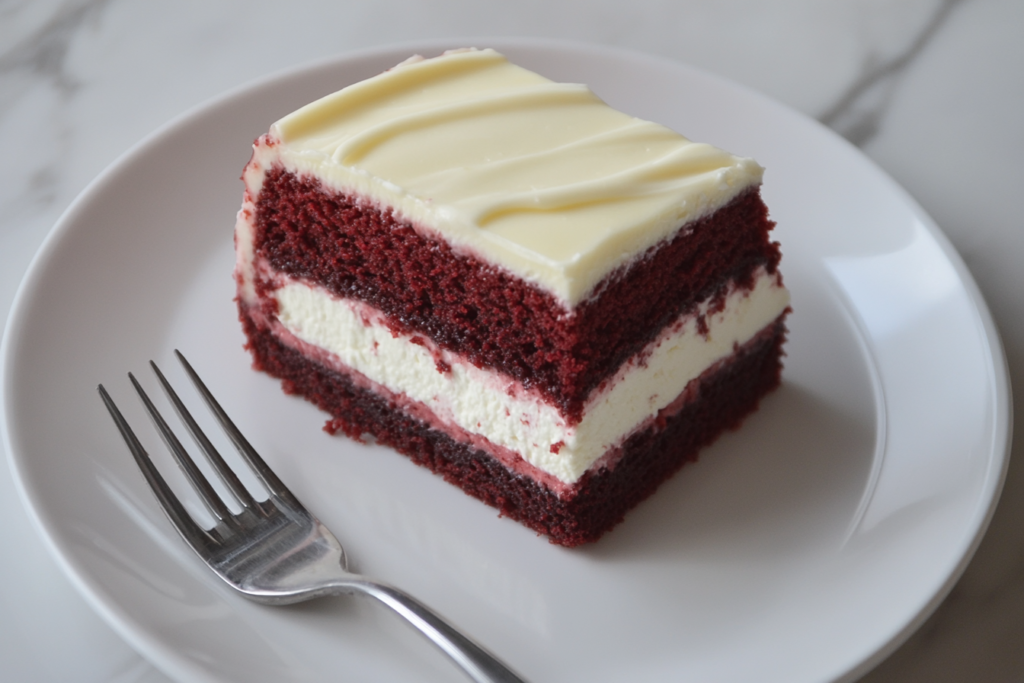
[251, 48, 763, 306]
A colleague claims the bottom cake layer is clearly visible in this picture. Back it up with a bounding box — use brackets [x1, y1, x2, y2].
[240, 309, 787, 546]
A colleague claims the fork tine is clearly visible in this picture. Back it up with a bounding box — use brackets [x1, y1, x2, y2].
[174, 350, 292, 501]
[149, 360, 258, 511]
[129, 371, 236, 524]
[98, 384, 211, 544]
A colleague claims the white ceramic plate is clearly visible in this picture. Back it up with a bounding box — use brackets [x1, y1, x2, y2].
[1, 40, 1010, 683]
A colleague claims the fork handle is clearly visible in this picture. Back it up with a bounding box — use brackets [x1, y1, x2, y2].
[339, 578, 528, 683]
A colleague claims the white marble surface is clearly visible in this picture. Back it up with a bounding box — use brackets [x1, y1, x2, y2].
[1, 1, 1022, 681]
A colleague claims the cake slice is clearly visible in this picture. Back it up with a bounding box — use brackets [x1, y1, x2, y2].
[234, 48, 790, 546]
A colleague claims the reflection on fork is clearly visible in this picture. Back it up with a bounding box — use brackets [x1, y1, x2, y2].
[98, 350, 526, 683]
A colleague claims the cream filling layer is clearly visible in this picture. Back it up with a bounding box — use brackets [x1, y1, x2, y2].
[271, 269, 789, 485]
[241, 48, 763, 307]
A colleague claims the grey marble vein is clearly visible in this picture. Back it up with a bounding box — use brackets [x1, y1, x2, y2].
[818, 0, 964, 146]
[0, 0, 114, 217]
[0, 0, 114, 94]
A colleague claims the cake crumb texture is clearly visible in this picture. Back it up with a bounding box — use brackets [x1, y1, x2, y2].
[253, 168, 781, 423]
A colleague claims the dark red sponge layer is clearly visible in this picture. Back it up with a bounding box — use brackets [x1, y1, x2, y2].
[252, 168, 781, 423]
[240, 306, 787, 547]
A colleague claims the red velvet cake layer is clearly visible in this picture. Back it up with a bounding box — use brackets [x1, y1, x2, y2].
[252, 168, 782, 423]
[240, 305, 787, 547]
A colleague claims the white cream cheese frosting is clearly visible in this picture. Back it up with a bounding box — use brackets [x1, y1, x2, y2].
[241, 48, 764, 307]
[268, 269, 789, 485]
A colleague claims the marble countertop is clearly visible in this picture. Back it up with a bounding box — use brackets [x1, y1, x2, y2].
[1, 1, 1021, 681]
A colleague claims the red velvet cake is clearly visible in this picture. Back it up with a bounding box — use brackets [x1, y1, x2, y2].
[235, 48, 790, 546]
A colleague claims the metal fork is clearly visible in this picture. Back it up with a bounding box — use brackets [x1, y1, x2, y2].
[97, 350, 526, 683]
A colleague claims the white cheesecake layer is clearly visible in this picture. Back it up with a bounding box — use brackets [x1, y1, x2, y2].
[239, 48, 763, 307]
[269, 268, 789, 485]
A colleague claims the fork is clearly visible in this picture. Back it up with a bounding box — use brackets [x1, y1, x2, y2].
[97, 350, 526, 683]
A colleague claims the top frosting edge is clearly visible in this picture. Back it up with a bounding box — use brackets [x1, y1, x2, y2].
[256, 48, 764, 307]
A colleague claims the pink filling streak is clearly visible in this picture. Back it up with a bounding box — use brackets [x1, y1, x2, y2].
[241, 296, 769, 501]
